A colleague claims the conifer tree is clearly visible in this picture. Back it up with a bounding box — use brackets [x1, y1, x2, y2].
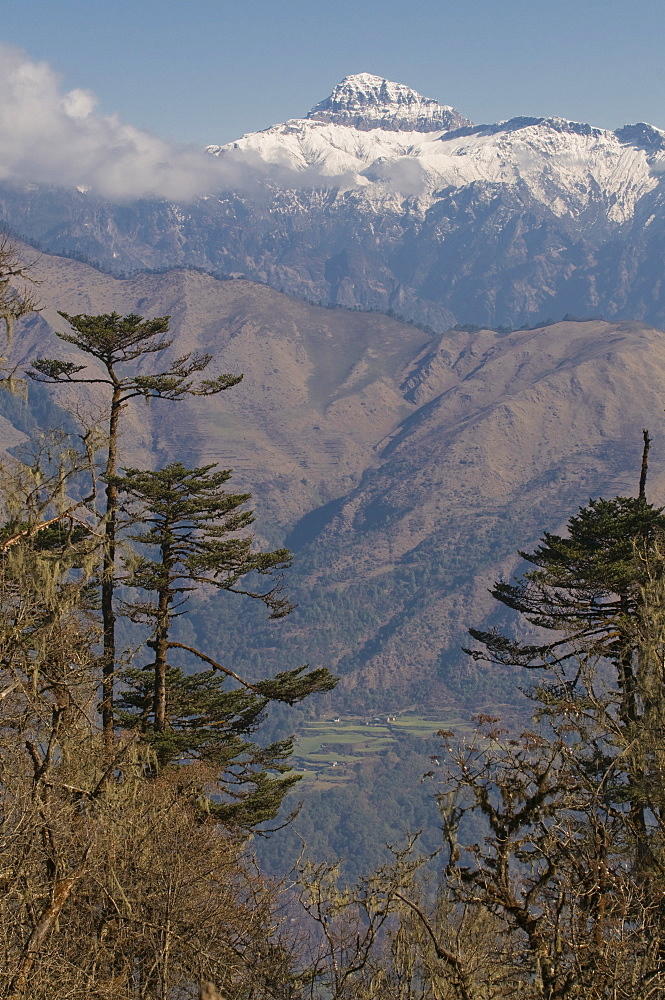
[361, 439, 665, 998]
[28, 312, 242, 743]
[466, 490, 665, 726]
[115, 461, 336, 826]
[465, 433, 665, 869]
[0, 471, 294, 997]
[117, 462, 294, 732]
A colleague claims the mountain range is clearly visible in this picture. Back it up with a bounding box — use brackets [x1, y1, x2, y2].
[5, 245, 665, 715]
[0, 74, 664, 711]
[2, 70, 664, 873]
[2, 73, 665, 331]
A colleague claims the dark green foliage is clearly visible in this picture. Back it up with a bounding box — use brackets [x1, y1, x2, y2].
[452, 322, 482, 333]
[438, 475, 665, 996]
[116, 664, 302, 828]
[118, 664, 267, 745]
[467, 495, 665, 672]
[0, 518, 88, 550]
[464, 480, 665, 896]
[115, 460, 337, 828]
[253, 666, 339, 704]
[25, 310, 337, 832]
[30, 310, 243, 402]
[29, 311, 244, 740]
[118, 462, 294, 616]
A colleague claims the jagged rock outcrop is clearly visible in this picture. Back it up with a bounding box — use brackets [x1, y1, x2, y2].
[306, 72, 470, 131]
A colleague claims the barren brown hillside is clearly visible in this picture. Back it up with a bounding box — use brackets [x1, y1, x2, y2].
[12, 248, 428, 538]
[8, 247, 665, 710]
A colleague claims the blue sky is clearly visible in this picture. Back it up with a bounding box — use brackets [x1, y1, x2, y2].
[2, 0, 664, 146]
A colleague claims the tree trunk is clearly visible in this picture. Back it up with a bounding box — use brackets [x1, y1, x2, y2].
[101, 388, 121, 746]
[153, 539, 173, 733]
[8, 849, 91, 998]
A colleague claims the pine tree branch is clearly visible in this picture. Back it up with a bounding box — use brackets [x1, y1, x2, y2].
[165, 642, 261, 694]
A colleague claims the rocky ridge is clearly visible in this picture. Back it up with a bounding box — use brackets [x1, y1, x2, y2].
[305, 72, 470, 132]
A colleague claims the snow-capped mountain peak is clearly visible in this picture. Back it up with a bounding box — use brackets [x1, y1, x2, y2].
[8, 75, 665, 337]
[203, 73, 665, 239]
[306, 73, 471, 132]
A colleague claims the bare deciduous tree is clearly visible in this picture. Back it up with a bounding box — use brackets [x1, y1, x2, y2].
[0, 236, 39, 347]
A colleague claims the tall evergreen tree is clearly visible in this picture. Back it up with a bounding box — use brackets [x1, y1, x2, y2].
[115, 461, 336, 825]
[28, 312, 242, 743]
[466, 435, 665, 855]
[467, 494, 665, 725]
[118, 461, 295, 732]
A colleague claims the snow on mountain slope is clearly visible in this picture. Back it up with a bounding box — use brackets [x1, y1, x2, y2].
[5, 73, 665, 334]
[207, 74, 665, 223]
[306, 72, 470, 132]
[208, 119, 428, 179]
[423, 118, 663, 222]
[206, 73, 471, 182]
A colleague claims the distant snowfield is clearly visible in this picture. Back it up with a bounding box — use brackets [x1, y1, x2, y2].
[209, 114, 665, 223]
[204, 73, 665, 224]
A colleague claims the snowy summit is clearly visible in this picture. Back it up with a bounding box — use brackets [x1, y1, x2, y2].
[306, 72, 471, 132]
[206, 73, 472, 182]
[206, 72, 665, 226]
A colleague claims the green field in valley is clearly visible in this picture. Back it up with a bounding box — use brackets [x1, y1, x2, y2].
[290, 711, 467, 785]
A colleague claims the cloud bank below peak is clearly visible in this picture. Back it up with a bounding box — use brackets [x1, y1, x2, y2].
[0, 44, 269, 202]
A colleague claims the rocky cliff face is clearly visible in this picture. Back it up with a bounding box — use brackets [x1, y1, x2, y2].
[3, 75, 665, 333]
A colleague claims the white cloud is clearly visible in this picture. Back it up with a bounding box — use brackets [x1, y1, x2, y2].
[61, 88, 96, 120]
[0, 44, 263, 201]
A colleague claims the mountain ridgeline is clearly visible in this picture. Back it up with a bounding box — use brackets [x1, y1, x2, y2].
[3, 71, 665, 714]
[5, 246, 665, 718]
[3, 72, 665, 331]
